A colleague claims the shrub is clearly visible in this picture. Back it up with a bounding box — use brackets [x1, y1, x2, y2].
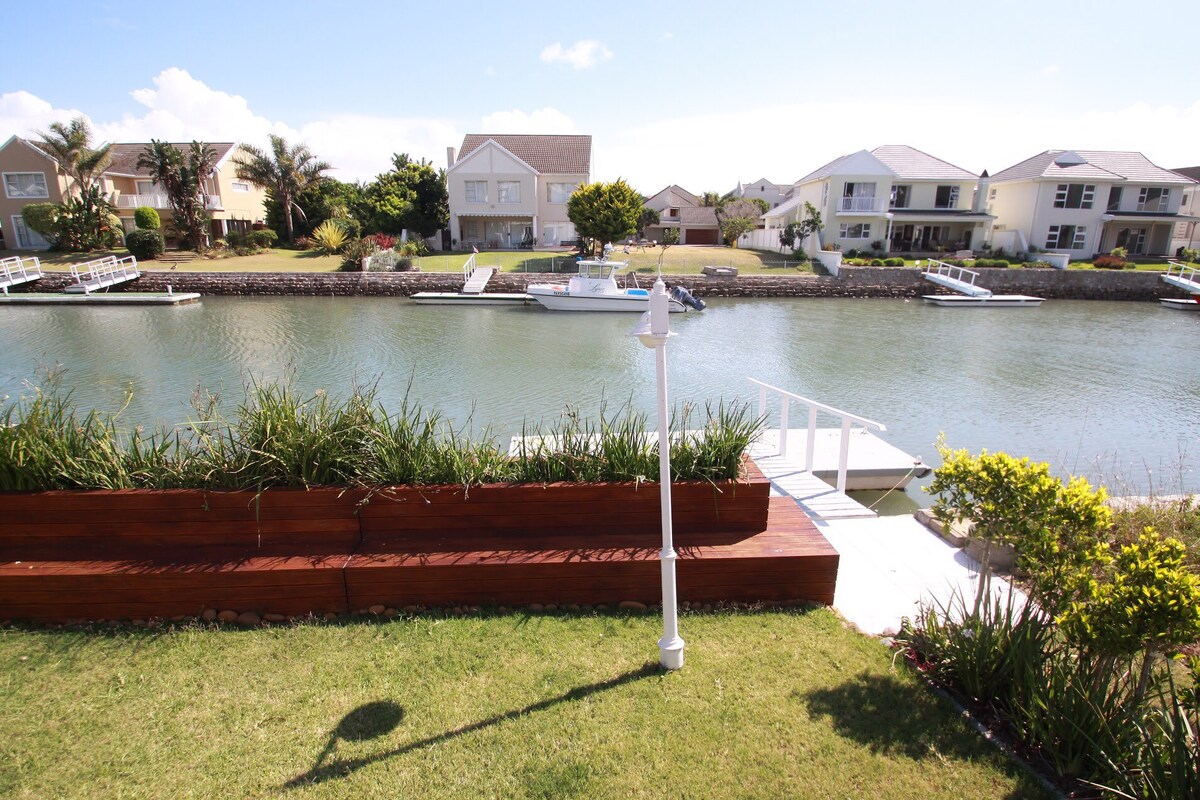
[868, 258, 885, 266]
[1093, 256, 1128, 270]
[845, 248, 859, 258]
[133, 206, 160, 230]
[340, 237, 377, 270]
[1177, 247, 1199, 264]
[248, 228, 277, 249]
[20, 203, 60, 239]
[364, 250, 398, 271]
[294, 236, 313, 251]
[973, 259, 1011, 268]
[397, 239, 429, 257]
[883, 258, 905, 267]
[1110, 246, 1129, 259]
[310, 220, 349, 254]
[366, 233, 396, 250]
[124, 229, 165, 260]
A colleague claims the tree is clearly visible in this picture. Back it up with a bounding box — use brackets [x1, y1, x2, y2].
[637, 207, 660, 238]
[137, 141, 219, 252]
[798, 202, 824, 248]
[699, 191, 722, 207]
[716, 198, 762, 248]
[566, 179, 642, 255]
[35, 117, 115, 251]
[234, 135, 331, 244]
[361, 154, 448, 238]
[265, 178, 363, 242]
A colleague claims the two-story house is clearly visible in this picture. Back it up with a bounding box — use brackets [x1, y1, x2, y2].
[1169, 166, 1200, 256]
[641, 185, 720, 244]
[0, 135, 268, 249]
[762, 145, 990, 254]
[985, 150, 1198, 257]
[727, 178, 793, 211]
[445, 134, 591, 249]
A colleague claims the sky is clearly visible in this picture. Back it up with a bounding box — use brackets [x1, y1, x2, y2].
[2, 0, 1198, 195]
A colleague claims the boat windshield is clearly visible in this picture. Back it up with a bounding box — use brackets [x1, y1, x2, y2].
[576, 259, 626, 280]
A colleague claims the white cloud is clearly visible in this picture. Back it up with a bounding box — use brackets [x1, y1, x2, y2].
[1041, 64, 1060, 76]
[479, 108, 579, 134]
[661, 32, 674, 41]
[540, 40, 613, 69]
[0, 91, 88, 140]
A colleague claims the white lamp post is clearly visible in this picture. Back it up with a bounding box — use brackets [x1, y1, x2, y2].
[629, 278, 685, 670]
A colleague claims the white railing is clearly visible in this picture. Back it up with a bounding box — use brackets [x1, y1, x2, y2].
[115, 194, 223, 210]
[69, 255, 140, 293]
[837, 197, 884, 213]
[1164, 261, 1200, 293]
[749, 378, 886, 493]
[923, 259, 992, 297]
[461, 252, 476, 280]
[0, 255, 43, 294]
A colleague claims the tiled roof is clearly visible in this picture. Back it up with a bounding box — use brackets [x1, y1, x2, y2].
[871, 145, 978, 181]
[104, 142, 236, 176]
[990, 150, 1190, 184]
[646, 184, 700, 207]
[679, 206, 718, 225]
[457, 134, 591, 174]
[1171, 166, 1200, 182]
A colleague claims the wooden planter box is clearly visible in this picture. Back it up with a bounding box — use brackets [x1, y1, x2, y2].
[0, 459, 839, 620]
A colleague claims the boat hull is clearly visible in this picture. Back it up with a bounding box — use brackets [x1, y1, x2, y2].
[411, 292, 531, 306]
[527, 285, 686, 312]
[1160, 298, 1200, 310]
[922, 294, 1044, 307]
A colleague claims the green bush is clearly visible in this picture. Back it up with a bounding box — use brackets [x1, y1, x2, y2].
[124, 228, 165, 260]
[1178, 247, 1199, 264]
[973, 259, 1011, 268]
[21, 203, 61, 239]
[249, 228, 277, 249]
[133, 206, 160, 230]
[311, 220, 349, 254]
[868, 258, 885, 266]
[883, 258, 905, 266]
[340, 237, 376, 270]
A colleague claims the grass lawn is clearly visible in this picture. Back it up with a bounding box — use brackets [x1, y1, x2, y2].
[0, 607, 1049, 799]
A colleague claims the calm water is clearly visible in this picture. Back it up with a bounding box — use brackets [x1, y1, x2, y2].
[2, 296, 1198, 512]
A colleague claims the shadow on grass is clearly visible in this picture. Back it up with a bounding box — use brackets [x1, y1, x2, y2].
[282, 661, 661, 790]
[801, 671, 1049, 799]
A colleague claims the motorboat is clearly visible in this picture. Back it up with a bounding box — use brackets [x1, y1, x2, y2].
[526, 250, 705, 313]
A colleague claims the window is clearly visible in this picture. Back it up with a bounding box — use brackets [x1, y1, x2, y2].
[1115, 227, 1146, 254]
[231, 181, 251, 193]
[10, 215, 49, 249]
[1053, 183, 1095, 209]
[1106, 186, 1122, 212]
[465, 181, 487, 203]
[666, 206, 679, 219]
[889, 184, 911, 209]
[3, 172, 49, 198]
[497, 181, 520, 203]
[546, 183, 575, 203]
[1137, 187, 1170, 212]
[989, 187, 997, 200]
[839, 223, 871, 239]
[934, 185, 960, 209]
[1046, 224, 1087, 250]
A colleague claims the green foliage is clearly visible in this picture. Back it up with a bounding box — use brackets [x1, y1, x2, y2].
[265, 178, 363, 243]
[798, 202, 823, 243]
[0, 377, 760, 491]
[133, 206, 161, 230]
[1110, 246, 1129, 259]
[234, 136, 331, 243]
[137, 141, 219, 252]
[660, 227, 680, 246]
[309, 219, 349, 254]
[637, 206, 659, 236]
[1178, 247, 1200, 264]
[567, 179, 643, 254]
[224, 228, 277, 255]
[779, 223, 798, 253]
[339, 237, 377, 270]
[883, 258, 905, 266]
[20, 203, 60, 238]
[124, 228, 165, 260]
[360, 153, 448, 237]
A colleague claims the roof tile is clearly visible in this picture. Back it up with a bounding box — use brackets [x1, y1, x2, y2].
[457, 134, 591, 175]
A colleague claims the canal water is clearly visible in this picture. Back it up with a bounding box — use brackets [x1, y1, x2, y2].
[2, 296, 1197, 513]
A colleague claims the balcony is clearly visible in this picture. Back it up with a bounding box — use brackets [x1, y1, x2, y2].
[115, 194, 224, 211]
[837, 197, 885, 213]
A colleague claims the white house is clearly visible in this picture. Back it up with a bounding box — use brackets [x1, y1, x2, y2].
[985, 150, 1198, 258]
[728, 178, 793, 210]
[445, 134, 590, 249]
[1169, 166, 1200, 256]
[761, 145, 990, 254]
[641, 185, 720, 244]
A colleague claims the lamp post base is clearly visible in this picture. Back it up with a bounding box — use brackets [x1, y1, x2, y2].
[659, 634, 685, 670]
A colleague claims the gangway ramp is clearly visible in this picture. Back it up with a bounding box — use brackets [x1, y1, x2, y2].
[64, 255, 140, 294]
[1162, 262, 1200, 294]
[462, 265, 495, 293]
[0, 256, 43, 294]
[922, 259, 992, 297]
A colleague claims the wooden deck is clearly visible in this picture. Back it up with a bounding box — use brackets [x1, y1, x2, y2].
[0, 468, 837, 621]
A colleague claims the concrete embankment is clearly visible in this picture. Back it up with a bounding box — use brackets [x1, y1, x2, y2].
[17, 266, 1188, 301]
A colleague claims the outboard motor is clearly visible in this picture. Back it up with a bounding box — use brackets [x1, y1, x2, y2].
[671, 285, 706, 311]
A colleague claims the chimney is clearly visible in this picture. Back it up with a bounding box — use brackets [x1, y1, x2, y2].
[446, 147, 456, 169]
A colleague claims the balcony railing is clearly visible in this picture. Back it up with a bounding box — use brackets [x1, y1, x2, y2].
[115, 194, 223, 211]
[837, 196, 884, 213]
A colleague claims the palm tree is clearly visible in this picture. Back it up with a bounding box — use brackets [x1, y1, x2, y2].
[234, 135, 331, 243]
[137, 141, 219, 252]
[37, 116, 112, 195]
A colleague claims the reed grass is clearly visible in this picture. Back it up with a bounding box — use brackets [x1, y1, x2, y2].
[0, 378, 762, 491]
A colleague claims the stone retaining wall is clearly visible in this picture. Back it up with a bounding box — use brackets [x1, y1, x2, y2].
[18, 266, 1187, 301]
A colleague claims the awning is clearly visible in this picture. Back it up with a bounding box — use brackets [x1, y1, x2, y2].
[1100, 213, 1200, 223]
[456, 211, 534, 218]
[887, 210, 995, 221]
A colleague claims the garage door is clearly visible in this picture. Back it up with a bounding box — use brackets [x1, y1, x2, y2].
[684, 228, 719, 245]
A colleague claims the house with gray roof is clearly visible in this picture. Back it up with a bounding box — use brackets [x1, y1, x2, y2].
[761, 145, 991, 254]
[1169, 166, 1200, 255]
[445, 134, 591, 249]
[985, 150, 1198, 258]
[641, 185, 721, 245]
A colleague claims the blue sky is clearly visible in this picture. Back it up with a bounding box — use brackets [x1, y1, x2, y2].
[3, 0, 1198, 193]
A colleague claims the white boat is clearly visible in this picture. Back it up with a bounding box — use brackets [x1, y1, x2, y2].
[1160, 297, 1200, 310]
[922, 294, 1045, 307]
[526, 252, 705, 313]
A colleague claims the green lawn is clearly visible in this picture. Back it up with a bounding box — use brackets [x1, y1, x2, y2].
[0, 607, 1050, 799]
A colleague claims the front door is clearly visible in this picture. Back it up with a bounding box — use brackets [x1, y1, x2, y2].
[1115, 227, 1146, 254]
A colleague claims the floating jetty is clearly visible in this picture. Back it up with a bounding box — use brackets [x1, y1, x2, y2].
[1161, 261, 1200, 310]
[412, 255, 531, 306]
[921, 259, 1043, 307]
[0, 291, 201, 306]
